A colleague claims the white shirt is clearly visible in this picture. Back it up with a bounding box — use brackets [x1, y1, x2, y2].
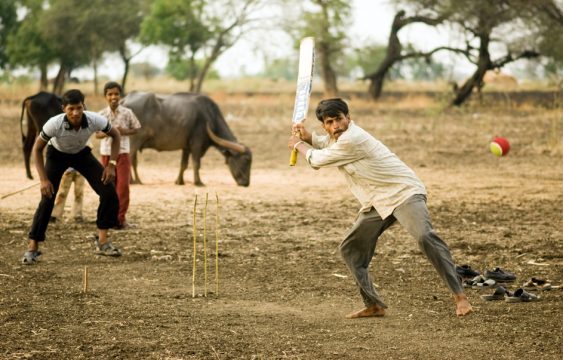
[305, 121, 426, 219]
[99, 105, 141, 155]
[40, 111, 111, 154]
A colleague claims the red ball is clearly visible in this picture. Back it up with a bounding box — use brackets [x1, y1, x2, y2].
[490, 137, 510, 156]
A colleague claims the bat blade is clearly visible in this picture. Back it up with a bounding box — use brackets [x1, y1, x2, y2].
[290, 37, 315, 166]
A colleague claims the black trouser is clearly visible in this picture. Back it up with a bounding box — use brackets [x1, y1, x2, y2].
[28, 146, 118, 242]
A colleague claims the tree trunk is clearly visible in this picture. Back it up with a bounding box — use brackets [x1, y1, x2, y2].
[121, 57, 130, 94]
[452, 33, 491, 106]
[368, 57, 396, 100]
[195, 38, 224, 94]
[39, 62, 48, 91]
[366, 11, 404, 99]
[189, 54, 196, 92]
[365, 10, 446, 100]
[93, 58, 99, 95]
[52, 63, 68, 95]
[195, 58, 212, 94]
[318, 40, 338, 97]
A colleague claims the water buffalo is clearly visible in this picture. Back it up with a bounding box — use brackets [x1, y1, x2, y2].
[20, 92, 63, 179]
[121, 91, 252, 187]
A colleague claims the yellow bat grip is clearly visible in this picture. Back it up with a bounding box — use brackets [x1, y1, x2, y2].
[289, 149, 298, 166]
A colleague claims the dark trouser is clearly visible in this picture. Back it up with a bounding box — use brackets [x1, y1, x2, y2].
[101, 154, 131, 226]
[28, 146, 118, 242]
[339, 194, 463, 308]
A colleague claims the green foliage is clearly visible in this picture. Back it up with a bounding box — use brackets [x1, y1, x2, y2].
[283, 0, 352, 94]
[259, 57, 297, 80]
[351, 44, 388, 77]
[165, 55, 219, 80]
[0, 0, 18, 69]
[6, 0, 143, 88]
[141, 0, 210, 57]
[6, 1, 56, 70]
[140, 0, 262, 91]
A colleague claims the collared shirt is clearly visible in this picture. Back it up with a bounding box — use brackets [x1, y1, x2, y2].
[99, 105, 141, 155]
[40, 111, 111, 154]
[305, 121, 426, 219]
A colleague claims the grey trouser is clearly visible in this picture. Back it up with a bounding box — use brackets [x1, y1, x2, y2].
[339, 194, 463, 308]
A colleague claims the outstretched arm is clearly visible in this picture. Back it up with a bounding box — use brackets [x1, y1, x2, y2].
[32, 137, 53, 198]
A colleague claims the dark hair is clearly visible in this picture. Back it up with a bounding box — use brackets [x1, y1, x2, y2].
[62, 89, 85, 106]
[315, 98, 349, 122]
[103, 81, 122, 95]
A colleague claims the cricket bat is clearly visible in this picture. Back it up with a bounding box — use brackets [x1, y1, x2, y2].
[289, 37, 315, 166]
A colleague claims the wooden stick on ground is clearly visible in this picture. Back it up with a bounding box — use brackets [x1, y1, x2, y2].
[192, 194, 198, 298]
[83, 266, 89, 293]
[215, 193, 220, 296]
[1, 182, 39, 200]
[203, 192, 208, 297]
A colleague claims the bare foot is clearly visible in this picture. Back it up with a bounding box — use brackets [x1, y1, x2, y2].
[346, 304, 386, 319]
[454, 293, 473, 316]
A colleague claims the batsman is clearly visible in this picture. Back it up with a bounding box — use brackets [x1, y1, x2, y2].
[287, 98, 473, 318]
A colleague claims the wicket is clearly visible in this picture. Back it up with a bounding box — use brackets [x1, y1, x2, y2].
[192, 192, 220, 298]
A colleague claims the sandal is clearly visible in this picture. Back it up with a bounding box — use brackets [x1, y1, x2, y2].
[480, 286, 512, 301]
[95, 240, 122, 257]
[21, 250, 42, 265]
[505, 288, 539, 303]
[523, 278, 552, 290]
[468, 275, 496, 289]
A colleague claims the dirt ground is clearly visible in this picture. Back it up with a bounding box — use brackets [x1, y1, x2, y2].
[0, 92, 562, 359]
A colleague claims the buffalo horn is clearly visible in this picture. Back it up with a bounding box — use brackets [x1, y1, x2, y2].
[206, 124, 246, 153]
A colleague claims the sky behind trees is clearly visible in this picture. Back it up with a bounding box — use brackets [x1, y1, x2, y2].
[61, 0, 550, 82]
[72, 0, 456, 80]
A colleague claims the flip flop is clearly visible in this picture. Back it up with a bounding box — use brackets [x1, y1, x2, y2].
[523, 278, 552, 291]
[480, 286, 512, 301]
[472, 278, 496, 289]
[505, 288, 539, 303]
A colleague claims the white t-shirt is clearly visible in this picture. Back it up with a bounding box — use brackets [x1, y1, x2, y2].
[40, 111, 111, 154]
[306, 121, 426, 219]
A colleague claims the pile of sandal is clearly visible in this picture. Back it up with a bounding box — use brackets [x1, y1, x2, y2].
[480, 285, 539, 302]
[479, 277, 560, 303]
[457, 265, 516, 289]
[456, 264, 559, 303]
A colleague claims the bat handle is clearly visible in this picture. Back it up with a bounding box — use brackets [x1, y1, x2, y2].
[289, 149, 298, 166]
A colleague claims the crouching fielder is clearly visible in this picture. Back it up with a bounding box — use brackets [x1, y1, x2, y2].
[288, 98, 472, 318]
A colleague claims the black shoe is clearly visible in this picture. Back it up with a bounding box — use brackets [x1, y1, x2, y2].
[484, 267, 516, 282]
[456, 264, 480, 278]
[49, 216, 57, 223]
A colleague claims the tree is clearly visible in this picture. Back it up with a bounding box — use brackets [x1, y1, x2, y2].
[6, 0, 57, 89]
[363, 9, 448, 99]
[444, 1, 542, 105]
[37, 0, 95, 94]
[96, 0, 146, 92]
[141, 0, 263, 93]
[285, 0, 351, 97]
[79, 0, 144, 94]
[165, 55, 219, 81]
[394, 0, 560, 106]
[0, 0, 18, 70]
